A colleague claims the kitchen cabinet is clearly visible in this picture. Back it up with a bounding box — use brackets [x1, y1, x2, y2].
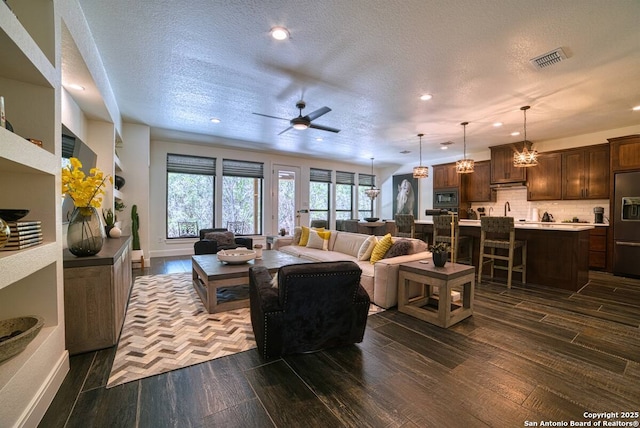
[490, 143, 529, 184]
[609, 134, 640, 172]
[433, 163, 460, 189]
[0, 3, 68, 426]
[562, 144, 609, 199]
[589, 227, 608, 270]
[527, 152, 562, 200]
[63, 237, 133, 355]
[462, 160, 495, 202]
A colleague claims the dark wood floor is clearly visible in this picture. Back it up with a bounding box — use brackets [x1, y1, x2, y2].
[41, 256, 640, 428]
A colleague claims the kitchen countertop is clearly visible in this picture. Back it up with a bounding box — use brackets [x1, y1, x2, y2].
[459, 219, 597, 231]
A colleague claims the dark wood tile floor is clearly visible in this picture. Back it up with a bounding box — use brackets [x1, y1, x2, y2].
[41, 257, 640, 428]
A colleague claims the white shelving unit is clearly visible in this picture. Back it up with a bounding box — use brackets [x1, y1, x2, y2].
[0, 1, 68, 426]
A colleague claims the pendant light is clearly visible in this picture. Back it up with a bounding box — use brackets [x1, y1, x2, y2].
[513, 105, 538, 167]
[456, 121, 474, 174]
[364, 157, 381, 200]
[413, 133, 429, 178]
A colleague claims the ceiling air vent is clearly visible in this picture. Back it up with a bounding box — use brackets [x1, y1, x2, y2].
[530, 47, 567, 70]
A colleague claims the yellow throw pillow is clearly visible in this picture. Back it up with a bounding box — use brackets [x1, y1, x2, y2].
[370, 233, 394, 264]
[298, 226, 310, 246]
[306, 230, 331, 250]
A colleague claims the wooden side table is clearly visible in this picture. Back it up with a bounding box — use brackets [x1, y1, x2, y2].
[398, 261, 475, 328]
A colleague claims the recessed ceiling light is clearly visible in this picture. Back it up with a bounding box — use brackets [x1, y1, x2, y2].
[493, 122, 503, 127]
[511, 131, 520, 136]
[270, 26, 290, 41]
[440, 141, 453, 150]
[210, 118, 221, 123]
[633, 105, 640, 111]
[316, 137, 323, 142]
[67, 83, 85, 91]
[420, 94, 433, 101]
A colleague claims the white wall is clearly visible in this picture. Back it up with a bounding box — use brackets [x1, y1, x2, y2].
[149, 139, 378, 258]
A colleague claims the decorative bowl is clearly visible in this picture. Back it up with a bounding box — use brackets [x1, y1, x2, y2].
[0, 315, 44, 363]
[364, 217, 379, 222]
[217, 248, 257, 264]
[0, 209, 29, 222]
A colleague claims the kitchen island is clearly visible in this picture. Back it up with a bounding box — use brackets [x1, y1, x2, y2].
[459, 220, 592, 291]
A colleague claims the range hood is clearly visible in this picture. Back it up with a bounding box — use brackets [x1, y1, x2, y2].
[489, 181, 527, 189]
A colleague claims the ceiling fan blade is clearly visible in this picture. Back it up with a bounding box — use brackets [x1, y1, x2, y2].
[306, 106, 331, 121]
[252, 112, 290, 121]
[278, 126, 294, 135]
[309, 123, 340, 133]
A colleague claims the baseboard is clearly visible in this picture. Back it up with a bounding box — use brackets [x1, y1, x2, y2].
[19, 350, 69, 428]
[149, 248, 192, 258]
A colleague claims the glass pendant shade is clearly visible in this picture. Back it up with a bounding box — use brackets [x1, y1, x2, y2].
[513, 106, 538, 167]
[456, 121, 474, 174]
[365, 157, 380, 200]
[413, 133, 429, 178]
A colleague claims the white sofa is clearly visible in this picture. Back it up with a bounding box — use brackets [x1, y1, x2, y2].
[274, 230, 431, 308]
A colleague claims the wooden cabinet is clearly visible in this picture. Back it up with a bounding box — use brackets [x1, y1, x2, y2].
[562, 144, 609, 199]
[433, 163, 460, 189]
[609, 134, 640, 171]
[527, 152, 562, 200]
[490, 143, 528, 184]
[462, 160, 495, 202]
[63, 237, 133, 355]
[589, 227, 608, 270]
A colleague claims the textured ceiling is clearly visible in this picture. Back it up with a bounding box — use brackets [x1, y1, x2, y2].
[67, 0, 640, 167]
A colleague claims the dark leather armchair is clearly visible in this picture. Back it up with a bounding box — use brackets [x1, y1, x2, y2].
[193, 228, 253, 255]
[249, 261, 370, 359]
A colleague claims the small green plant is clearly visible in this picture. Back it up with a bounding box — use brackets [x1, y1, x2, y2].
[114, 200, 126, 212]
[131, 204, 140, 250]
[102, 208, 115, 227]
[430, 242, 450, 253]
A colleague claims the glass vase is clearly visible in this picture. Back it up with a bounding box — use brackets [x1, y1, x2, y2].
[67, 207, 105, 256]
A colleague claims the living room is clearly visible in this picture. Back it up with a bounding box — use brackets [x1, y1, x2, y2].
[2, 0, 640, 427]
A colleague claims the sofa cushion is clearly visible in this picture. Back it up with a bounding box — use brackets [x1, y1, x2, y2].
[357, 235, 377, 261]
[384, 239, 412, 258]
[370, 233, 393, 264]
[204, 231, 234, 246]
[332, 232, 369, 258]
[292, 227, 302, 245]
[306, 229, 331, 250]
[298, 226, 311, 246]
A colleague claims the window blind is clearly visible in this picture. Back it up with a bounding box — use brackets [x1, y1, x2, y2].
[359, 173, 375, 187]
[222, 159, 264, 178]
[336, 171, 355, 185]
[310, 168, 332, 183]
[62, 134, 75, 159]
[167, 154, 216, 175]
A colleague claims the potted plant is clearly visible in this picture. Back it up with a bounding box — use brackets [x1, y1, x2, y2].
[430, 242, 450, 267]
[102, 208, 118, 237]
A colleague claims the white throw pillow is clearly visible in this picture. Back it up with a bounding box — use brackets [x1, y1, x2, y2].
[357, 235, 378, 261]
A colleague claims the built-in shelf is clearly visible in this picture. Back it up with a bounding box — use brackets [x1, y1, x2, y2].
[0, 241, 58, 290]
[114, 152, 122, 172]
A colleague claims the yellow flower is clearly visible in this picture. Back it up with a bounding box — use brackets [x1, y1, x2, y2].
[62, 158, 112, 208]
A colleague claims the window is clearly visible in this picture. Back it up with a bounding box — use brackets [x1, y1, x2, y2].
[166, 154, 215, 238]
[358, 173, 375, 219]
[309, 168, 331, 225]
[335, 171, 354, 221]
[222, 159, 264, 235]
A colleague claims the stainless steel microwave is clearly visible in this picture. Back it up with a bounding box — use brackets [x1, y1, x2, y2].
[434, 188, 459, 208]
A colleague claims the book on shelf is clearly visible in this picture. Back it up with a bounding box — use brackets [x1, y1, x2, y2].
[1, 240, 43, 251]
[7, 221, 42, 227]
[8, 226, 42, 236]
[8, 233, 43, 244]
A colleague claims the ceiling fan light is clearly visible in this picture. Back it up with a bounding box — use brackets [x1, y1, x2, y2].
[292, 123, 308, 130]
[270, 26, 290, 40]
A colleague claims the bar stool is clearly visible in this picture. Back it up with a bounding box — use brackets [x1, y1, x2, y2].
[395, 214, 424, 241]
[477, 216, 526, 288]
[432, 214, 473, 264]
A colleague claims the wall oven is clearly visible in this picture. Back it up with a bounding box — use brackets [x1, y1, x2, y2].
[433, 188, 459, 209]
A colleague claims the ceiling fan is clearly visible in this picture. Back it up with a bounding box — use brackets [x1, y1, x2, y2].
[253, 100, 341, 135]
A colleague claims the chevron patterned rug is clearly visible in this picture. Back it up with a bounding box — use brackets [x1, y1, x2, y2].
[107, 272, 384, 388]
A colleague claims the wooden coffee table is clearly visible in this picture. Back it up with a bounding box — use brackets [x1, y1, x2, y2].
[192, 250, 311, 313]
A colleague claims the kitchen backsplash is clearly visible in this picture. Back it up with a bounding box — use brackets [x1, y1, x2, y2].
[469, 187, 610, 224]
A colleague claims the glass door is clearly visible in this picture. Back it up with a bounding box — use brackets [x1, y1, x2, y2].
[272, 165, 300, 236]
